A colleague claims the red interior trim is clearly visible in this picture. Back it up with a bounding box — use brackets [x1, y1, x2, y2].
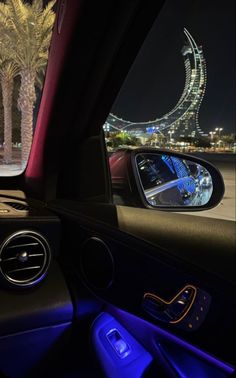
[25, 0, 81, 180]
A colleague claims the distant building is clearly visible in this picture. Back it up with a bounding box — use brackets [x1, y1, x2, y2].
[105, 28, 207, 138]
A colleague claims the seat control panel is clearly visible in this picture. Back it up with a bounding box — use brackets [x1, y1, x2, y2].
[142, 285, 211, 331]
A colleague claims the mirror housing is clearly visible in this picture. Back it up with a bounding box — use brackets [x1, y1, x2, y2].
[109, 148, 225, 211]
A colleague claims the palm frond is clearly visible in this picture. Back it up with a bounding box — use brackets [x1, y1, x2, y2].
[6, 0, 27, 34]
[0, 0, 56, 72]
[31, 0, 43, 13]
[40, 0, 56, 28]
[0, 60, 19, 80]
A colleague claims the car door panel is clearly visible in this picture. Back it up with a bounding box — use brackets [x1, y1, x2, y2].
[106, 308, 234, 378]
[48, 200, 236, 367]
[51, 201, 235, 282]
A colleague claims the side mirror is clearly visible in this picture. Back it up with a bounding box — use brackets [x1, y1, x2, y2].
[109, 148, 225, 211]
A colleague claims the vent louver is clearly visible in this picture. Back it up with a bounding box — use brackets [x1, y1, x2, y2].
[3, 202, 29, 211]
[0, 231, 51, 288]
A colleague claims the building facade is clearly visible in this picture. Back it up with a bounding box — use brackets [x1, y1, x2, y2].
[105, 29, 207, 139]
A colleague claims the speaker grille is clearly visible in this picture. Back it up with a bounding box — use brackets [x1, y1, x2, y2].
[80, 237, 114, 289]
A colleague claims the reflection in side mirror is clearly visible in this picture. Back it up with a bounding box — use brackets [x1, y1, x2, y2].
[136, 153, 213, 207]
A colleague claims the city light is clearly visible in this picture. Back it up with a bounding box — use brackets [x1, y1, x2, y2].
[106, 28, 207, 139]
[168, 130, 175, 142]
[215, 128, 223, 138]
[209, 131, 216, 140]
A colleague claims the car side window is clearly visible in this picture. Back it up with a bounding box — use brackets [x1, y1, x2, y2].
[103, 0, 235, 221]
[0, 0, 56, 176]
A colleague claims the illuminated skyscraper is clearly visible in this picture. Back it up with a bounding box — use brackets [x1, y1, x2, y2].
[106, 29, 207, 138]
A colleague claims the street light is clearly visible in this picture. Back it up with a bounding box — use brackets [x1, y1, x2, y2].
[209, 131, 216, 140]
[215, 127, 223, 138]
[209, 131, 216, 150]
[214, 128, 223, 150]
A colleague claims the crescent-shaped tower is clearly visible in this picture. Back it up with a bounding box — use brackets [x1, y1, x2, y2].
[105, 29, 207, 138]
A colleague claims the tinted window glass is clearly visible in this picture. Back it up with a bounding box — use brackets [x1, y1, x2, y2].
[104, 0, 235, 221]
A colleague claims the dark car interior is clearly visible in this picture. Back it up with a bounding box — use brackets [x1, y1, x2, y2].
[0, 1, 235, 377]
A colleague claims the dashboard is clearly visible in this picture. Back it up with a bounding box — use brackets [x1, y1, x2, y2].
[0, 191, 73, 377]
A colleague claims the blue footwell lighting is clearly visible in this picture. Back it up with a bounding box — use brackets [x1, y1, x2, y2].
[108, 307, 235, 377]
[91, 313, 152, 378]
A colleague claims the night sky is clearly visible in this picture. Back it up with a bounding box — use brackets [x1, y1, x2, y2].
[112, 0, 235, 134]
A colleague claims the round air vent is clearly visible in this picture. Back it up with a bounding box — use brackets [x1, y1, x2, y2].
[0, 230, 51, 288]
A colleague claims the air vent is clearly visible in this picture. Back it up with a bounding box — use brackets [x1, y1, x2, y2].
[0, 231, 51, 288]
[3, 202, 29, 211]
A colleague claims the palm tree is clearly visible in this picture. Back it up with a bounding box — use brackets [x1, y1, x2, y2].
[0, 4, 18, 163]
[0, 0, 55, 166]
[0, 59, 19, 163]
[222, 135, 235, 151]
